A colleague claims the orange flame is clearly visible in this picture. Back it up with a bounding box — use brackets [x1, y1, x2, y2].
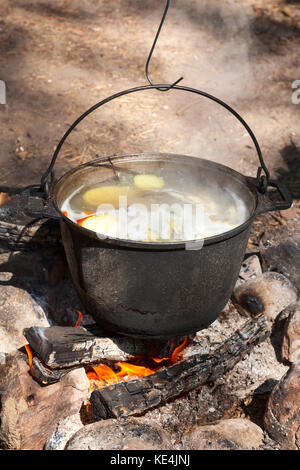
[86, 362, 155, 391]
[74, 310, 83, 328]
[24, 344, 33, 367]
[115, 362, 154, 379]
[87, 364, 119, 391]
[171, 336, 188, 363]
[86, 336, 188, 391]
[152, 357, 168, 364]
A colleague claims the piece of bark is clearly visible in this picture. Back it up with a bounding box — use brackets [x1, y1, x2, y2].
[264, 363, 300, 450]
[0, 353, 89, 450]
[90, 315, 270, 420]
[232, 272, 297, 322]
[24, 325, 187, 368]
[281, 302, 300, 363]
[29, 356, 70, 385]
[182, 418, 264, 450]
[0, 193, 60, 251]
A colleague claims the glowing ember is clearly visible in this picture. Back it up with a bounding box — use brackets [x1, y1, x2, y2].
[87, 364, 119, 390]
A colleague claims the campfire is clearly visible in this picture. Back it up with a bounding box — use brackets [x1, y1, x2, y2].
[23, 312, 189, 392]
[84, 337, 188, 391]
[21, 305, 269, 424]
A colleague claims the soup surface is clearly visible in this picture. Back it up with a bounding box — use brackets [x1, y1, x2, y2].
[61, 169, 249, 242]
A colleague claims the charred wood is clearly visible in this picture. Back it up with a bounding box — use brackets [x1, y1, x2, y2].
[29, 356, 69, 385]
[0, 193, 60, 250]
[90, 315, 270, 420]
[23, 325, 187, 368]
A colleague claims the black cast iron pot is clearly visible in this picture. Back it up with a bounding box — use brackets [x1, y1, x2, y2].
[21, 85, 292, 339]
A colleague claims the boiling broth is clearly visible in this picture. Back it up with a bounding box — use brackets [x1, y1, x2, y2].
[61, 170, 249, 242]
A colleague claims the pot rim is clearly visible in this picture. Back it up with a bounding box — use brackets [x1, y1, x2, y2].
[52, 152, 259, 250]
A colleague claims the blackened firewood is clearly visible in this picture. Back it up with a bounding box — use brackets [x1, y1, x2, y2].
[0, 193, 60, 251]
[24, 325, 187, 368]
[29, 357, 69, 385]
[90, 315, 270, 420]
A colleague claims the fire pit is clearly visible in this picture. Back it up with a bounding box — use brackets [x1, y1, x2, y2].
[23, 311, 269, 422]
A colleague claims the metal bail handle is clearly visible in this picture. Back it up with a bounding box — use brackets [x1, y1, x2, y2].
[40, 84, 270, 195]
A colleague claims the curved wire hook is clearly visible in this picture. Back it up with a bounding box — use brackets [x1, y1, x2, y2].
[145, 0, 183, 91]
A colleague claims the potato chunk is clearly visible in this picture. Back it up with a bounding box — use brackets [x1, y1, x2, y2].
[82, 186, 134, 208]
[134, 174, 165, 190]
[79, 214, 119, 237]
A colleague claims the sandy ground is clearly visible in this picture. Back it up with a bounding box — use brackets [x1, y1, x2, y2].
[0, 0, 299, 197]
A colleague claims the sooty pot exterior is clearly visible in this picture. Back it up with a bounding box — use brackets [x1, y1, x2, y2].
[53, 153, 258, 339]
[60, 218, 251, 339]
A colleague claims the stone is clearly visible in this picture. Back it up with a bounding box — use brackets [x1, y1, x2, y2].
[264, 363, 300, 450]
[65, 418, 171, 450]
[182, 418, 264, 450]
[0, 354, 89, 450]
[281, 302, 300, 363]
[232, 272, 297, 322]
[44, 413, 84, 451]
[260, 218, 300, 293]
[238, 255, 262, 282]
[0, 248, 85, 330]
[0, 283, 50, 354]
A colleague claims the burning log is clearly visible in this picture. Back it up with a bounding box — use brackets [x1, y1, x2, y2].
[23, 325, 187, 368]
[29, 356, 70, 385]
[90, 315, 270, 420]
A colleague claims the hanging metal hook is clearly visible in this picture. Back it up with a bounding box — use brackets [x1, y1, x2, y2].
[145, 0, 184, 91]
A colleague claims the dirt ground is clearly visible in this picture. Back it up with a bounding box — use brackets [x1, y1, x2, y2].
[0, 0, 299, 201]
